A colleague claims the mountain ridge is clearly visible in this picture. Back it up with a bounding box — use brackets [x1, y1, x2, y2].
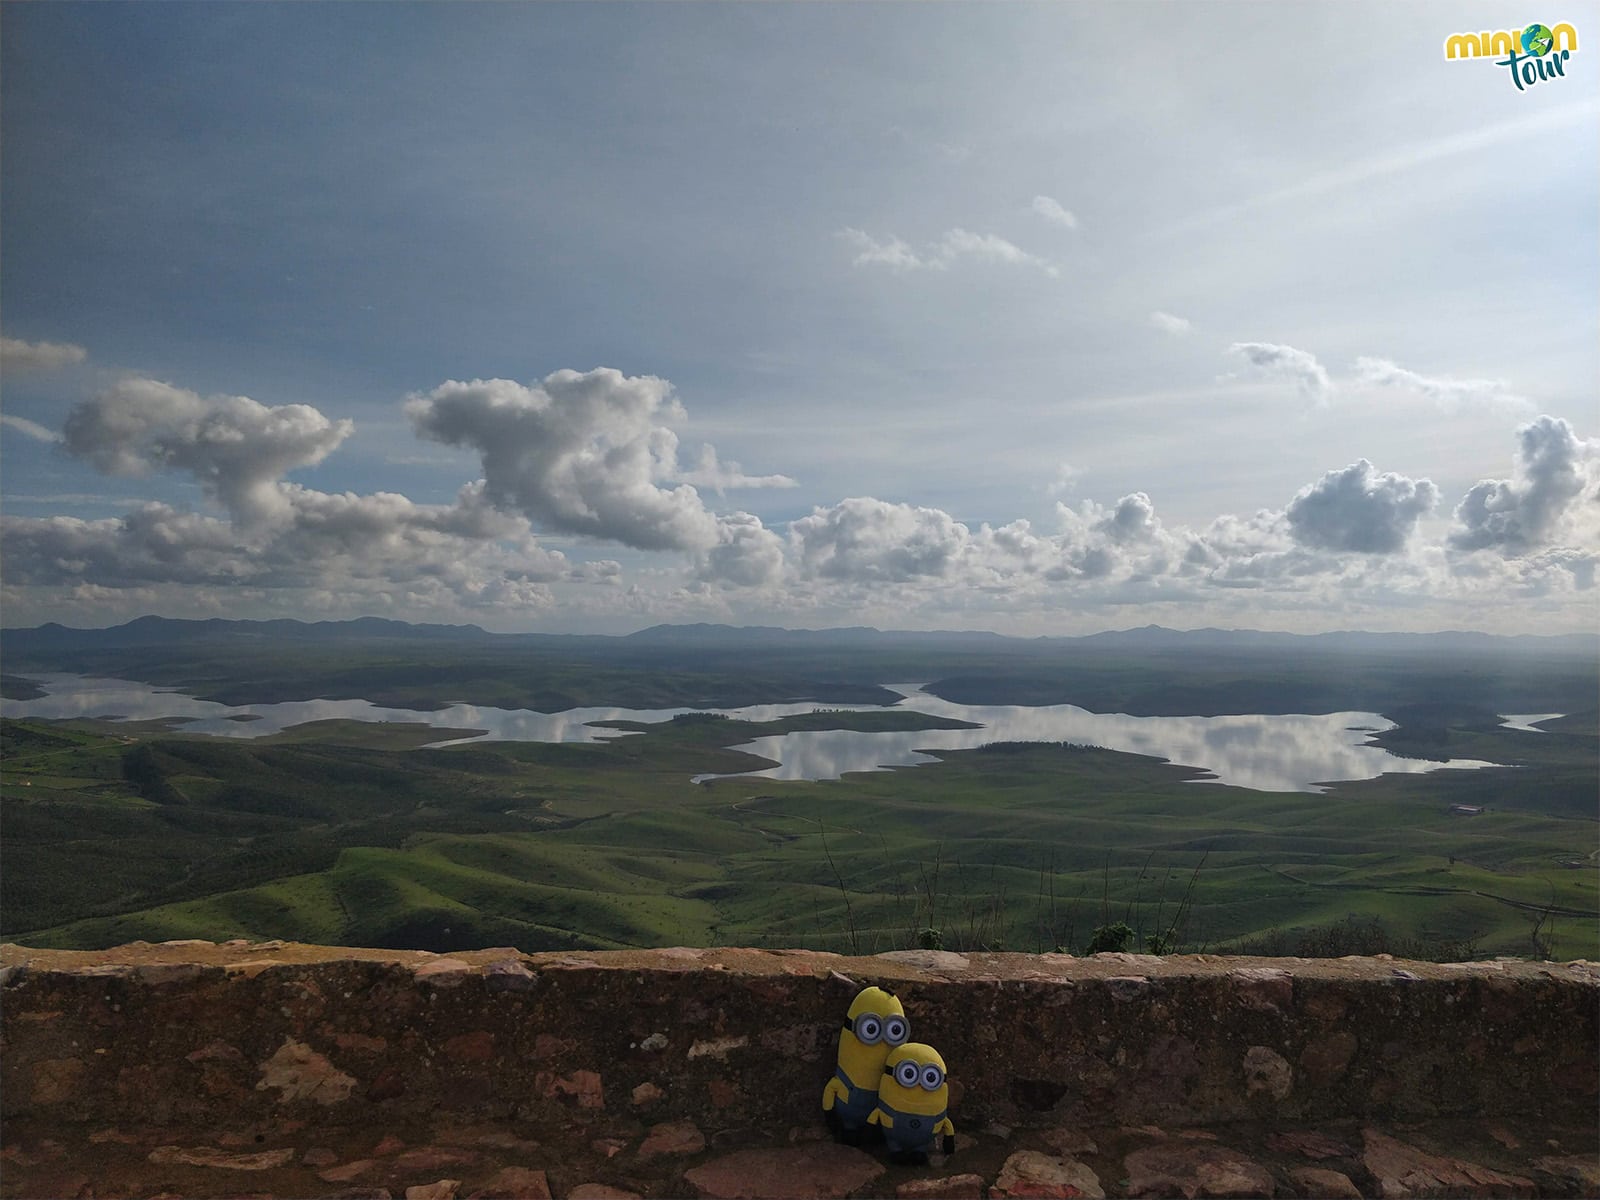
[4, 615, 1594, 656]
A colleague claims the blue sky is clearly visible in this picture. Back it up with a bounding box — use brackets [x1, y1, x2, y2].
[2, 2, 1596, 634]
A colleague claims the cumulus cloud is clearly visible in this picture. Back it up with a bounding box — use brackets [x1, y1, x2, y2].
[1031, 195, 1078, 229]
[1353, 357, 1533, 413]
[62, 378, 353, 525]
[1096, 492, 1162, 544]
[10, 377, 583, 613]
[839, 227, 1058, 276]
[676, 445, 798, 494]
[1450, 415, 1595, 554]
[1, 414, 61, 443]
[1285, 460, 1438, 554]
[696, 511, 786, 587]
[1149, 311, 1192, 336]
[0, 484, 572, 605]
[1, 336, 88, 372]
[408, 369, 732, 552]
[791, 497, 973, 582]
[1226, 342, 1333, 400]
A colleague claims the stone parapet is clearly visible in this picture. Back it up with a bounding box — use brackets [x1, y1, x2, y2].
[4, 942, 1594, 1142]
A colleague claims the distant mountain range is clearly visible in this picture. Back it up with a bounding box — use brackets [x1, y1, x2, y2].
[4, 615, 1594, 658]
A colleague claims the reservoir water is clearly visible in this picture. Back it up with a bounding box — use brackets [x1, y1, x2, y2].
[3, 674, 1512, 794]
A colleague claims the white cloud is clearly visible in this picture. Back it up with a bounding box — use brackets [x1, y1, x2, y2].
[676, 445, 798, 494]
[1030, 195, 1078, 230]
[0, 485, 572, 607]
[1149, 311, 1192, 336]
[1285, 460, 1438, 554]
[61, 378, 353, 525]
[1450, 415, 1596, 555]
[1353, 357, 1533, 413]
[408, 369, 728, 552]
[934, 228, 1058, 276]
[839, 227, 1058, 276]
[696, 511, 786, 587]
[11, 377, 582, 613]
[1226, 342, 1333, 401]
[839, 227, 925, 272]
[0, 414, 61, 443]
[1044, 462, 1082, 497]
[791, 497, 972, 582]
[0, 336, 88, 372]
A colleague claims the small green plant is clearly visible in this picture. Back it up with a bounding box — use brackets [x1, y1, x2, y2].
[1084, 921, 1134, 954]
[916, 927, 944, 951]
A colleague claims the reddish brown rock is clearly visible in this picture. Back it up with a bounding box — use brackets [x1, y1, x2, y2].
[483, 959, 536, 992]
[591, 1137, 627, 1158]
[638, 1119, 707, 1158]
[1243, 1046, 1293, 1101]
[1041, 1128, 1100, 1157]
[255, 1037, 356, 1104]
[186, 1039, 245, 1063]
[413, 958, 474, 985]
[396, 1146, 479, 1172]
[1266, 1129, 1353, 1160]
[304, 1147, 341, 1167]
[89, 1128, 141, 1145]
[443, 1031, 496, 1063]
[147, 1145, 296, 1170]
[894, 1174, 986, 1199]
[369, 1069, 408, 1101]
[566, 1187, 640, 1200]
[538, 1068, 604, 1108]
[1533, 1155, 1600, 1193]
[991, 1150, 1105, 1199]
[533, 1033, 576, 1060]
[320, 1159, 379, 1183]
[1290, 1167, 1361, 1198]
[683, 1143, 885, 1199]
[30, 1057, 86, 1105]
[631, 1081, 665, 1107]
[466, 1166, 553, 1199]
[1485, 1125, 1520, 1151]
[337, 1031, 389, 1053]
[373, 1135, 408, 1156]
[1299, 1030, 1358, 1086]
[1124, 1143, 1274, 1198]
[1361, 1129, 1536, 1198]
[1230, 966, 1294, 1013]
[405, 1183, 462, 1200]
[136, 961, 205, 986]
[707, 1078, 743, 1108]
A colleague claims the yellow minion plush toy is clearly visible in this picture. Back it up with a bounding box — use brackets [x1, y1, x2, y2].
[822, 985, 908, 1143]
[869, 1042, 954, 1163]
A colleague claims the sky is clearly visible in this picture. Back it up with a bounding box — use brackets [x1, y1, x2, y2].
[2, 2, 1597, 636]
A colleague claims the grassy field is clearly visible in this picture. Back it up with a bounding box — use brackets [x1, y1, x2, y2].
[4, 693, 1594, 960]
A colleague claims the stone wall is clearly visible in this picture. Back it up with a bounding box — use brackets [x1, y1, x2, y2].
[2, 942, 1596, 1196]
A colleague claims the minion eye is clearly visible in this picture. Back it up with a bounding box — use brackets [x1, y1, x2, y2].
[884, 1016, 909, 1046]
[854, 1014, 883, 1044]
[895, 1060, 921, 1088]
[920, 1064, 945, 1091]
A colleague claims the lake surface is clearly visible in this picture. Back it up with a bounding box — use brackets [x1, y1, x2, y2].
[3, 674, 1512, 794]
